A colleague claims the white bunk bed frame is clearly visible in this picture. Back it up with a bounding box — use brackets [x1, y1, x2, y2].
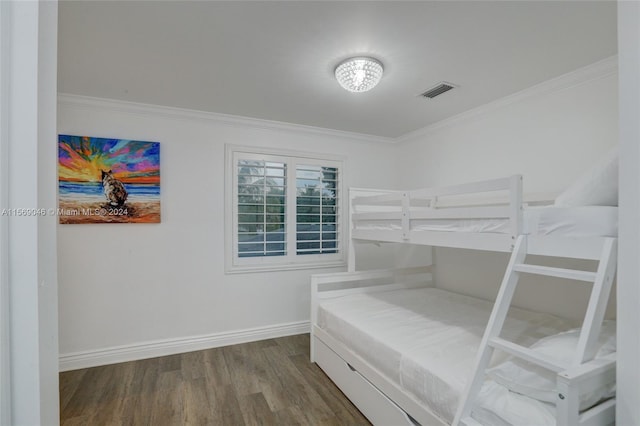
[311, 175, 617, 426]
[348, 175, 523, 266]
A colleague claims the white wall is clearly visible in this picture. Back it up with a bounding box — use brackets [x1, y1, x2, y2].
[0, 4, 10, 423]
[57, 96, 398, 368]
[397, 59, 618, 194]
[2, 1, 59, 424]
[38, 3, 60, 422]
[396, 59, 618, 321]
[617, 1, 640, 424]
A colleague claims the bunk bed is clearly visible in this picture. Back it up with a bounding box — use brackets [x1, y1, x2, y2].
[310, 174, 618, 426]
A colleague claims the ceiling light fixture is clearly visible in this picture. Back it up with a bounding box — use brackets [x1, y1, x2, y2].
[335, 57, 384, 93]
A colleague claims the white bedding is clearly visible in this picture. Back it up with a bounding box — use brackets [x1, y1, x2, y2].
[473, 380, 556, 426]
[355, 206, 618, 238]
[317, 287, 576, 424]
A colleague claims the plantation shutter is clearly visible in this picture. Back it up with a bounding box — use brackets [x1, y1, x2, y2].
[237, 159, 287, 257]
[229, 147, 343, 271]
[295, 165, 339, 255]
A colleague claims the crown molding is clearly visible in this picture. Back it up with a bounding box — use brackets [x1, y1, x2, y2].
[396, 55, 619, 144]
[57, 93, 395, 145]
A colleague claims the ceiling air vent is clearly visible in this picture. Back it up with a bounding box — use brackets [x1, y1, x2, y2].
[420, 82, 457, 99]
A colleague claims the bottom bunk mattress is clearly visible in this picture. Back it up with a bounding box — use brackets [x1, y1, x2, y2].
[316, 287, 577, 424]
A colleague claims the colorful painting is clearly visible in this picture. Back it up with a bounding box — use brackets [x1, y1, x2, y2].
[58, 135, 160, 224]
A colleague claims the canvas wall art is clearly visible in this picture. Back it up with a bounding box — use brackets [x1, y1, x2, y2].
[58, 135, 161, 224]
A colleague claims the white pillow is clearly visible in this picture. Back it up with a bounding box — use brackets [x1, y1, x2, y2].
[488, 321, 616, 410]
[554, 147, 618, 207]
[472, 380, 556, 426]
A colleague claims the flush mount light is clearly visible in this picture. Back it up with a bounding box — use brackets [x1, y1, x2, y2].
[334, 57, 384, 93]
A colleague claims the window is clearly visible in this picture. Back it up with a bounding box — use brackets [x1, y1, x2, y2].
[226, 146, 345, 272]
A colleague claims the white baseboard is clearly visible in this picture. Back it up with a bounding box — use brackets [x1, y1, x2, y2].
[59, 320, 310, 372]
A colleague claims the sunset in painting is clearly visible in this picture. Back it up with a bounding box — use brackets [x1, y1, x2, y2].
[58, 135, 161, 224]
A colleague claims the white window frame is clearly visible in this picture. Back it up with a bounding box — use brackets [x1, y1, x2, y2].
[225, 144, 347, 273]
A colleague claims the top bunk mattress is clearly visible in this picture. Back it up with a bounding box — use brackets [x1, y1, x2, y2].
[316, 287, 576, 424]
[354, 205, 618, 238]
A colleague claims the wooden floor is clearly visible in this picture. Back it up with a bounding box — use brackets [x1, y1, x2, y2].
[60, 334, 371, 425]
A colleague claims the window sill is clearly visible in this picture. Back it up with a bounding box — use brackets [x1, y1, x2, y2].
[225, 260, 347, 274]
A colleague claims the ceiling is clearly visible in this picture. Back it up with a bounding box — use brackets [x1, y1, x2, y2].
[58, 1, 617, 139]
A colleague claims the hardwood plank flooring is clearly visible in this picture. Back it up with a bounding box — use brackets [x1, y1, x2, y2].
[60, 334, 371, 426]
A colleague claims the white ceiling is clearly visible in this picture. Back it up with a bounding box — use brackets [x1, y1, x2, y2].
[58, 1, 617, 139]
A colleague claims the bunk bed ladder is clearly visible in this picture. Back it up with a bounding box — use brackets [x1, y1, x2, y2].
[454, 235, 617, 426]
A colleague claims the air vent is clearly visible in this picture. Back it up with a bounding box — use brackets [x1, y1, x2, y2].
[420, 82, 457, 99]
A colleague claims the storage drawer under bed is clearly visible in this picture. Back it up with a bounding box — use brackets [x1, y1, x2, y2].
[314, 335, 418, 426]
